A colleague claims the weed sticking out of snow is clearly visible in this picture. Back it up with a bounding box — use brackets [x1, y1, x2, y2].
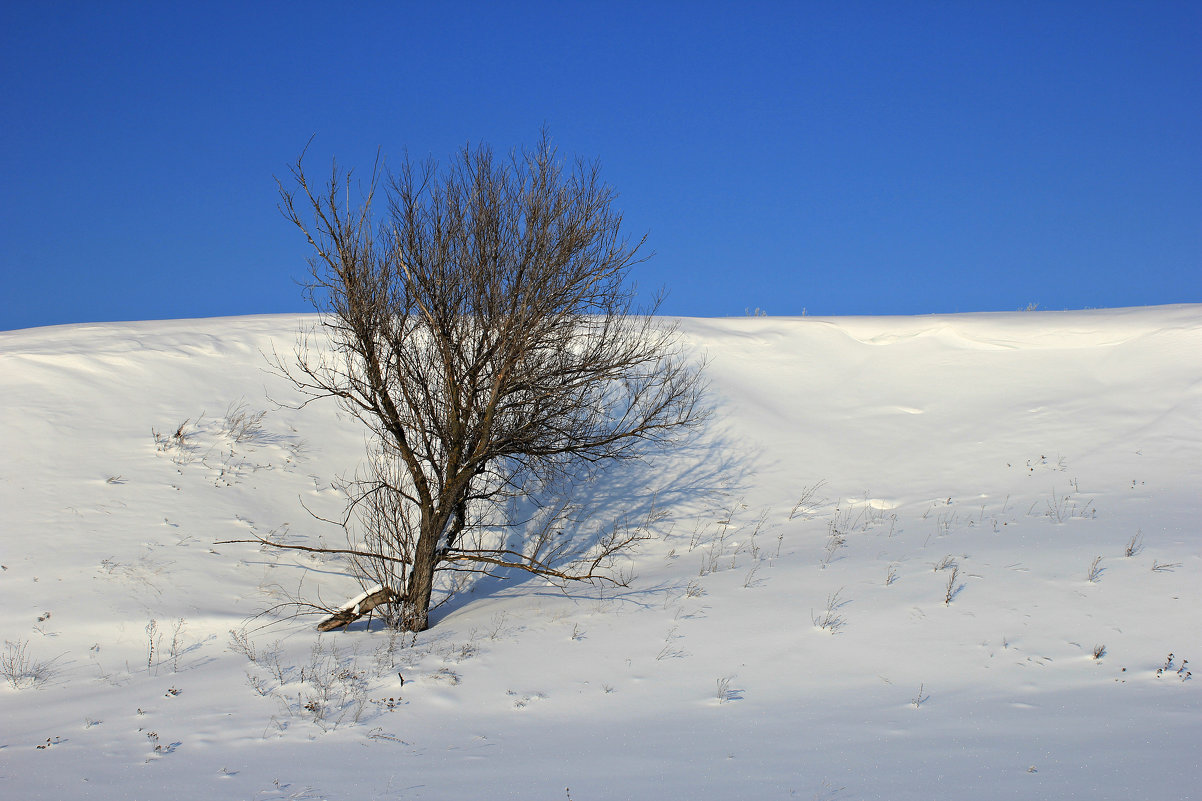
[2, 639, 57, 689]
[912, 683, 930, 708]
[812, 589, 847, 632]
[1156, 654, 1192, 682]
[943, 566, 963, 605]
[714, 674, 739, 703]
[1125, 531, 1144, 557]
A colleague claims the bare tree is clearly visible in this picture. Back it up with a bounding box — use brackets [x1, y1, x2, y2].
[244, 134, 704, 632]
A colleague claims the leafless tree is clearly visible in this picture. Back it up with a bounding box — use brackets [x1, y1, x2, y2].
[239, 134, 705, 632]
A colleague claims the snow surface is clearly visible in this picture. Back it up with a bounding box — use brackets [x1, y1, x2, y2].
[1, 306, 1199, 800]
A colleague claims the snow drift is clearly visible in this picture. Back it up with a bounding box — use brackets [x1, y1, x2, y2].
[1, 305, 1199, 800]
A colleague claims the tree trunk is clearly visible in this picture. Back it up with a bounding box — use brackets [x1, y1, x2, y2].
[402, 510, 445, 631]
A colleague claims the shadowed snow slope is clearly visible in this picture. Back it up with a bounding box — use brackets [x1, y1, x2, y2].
[1, 306, 1199, 800]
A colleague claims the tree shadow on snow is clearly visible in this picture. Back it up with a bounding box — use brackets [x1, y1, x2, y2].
[429, 416, 759, 626]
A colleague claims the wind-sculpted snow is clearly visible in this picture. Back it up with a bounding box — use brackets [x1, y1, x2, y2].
[1, 306, 1199, 799]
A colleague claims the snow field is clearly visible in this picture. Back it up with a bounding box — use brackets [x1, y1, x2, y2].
[1, 306, 1199, 799]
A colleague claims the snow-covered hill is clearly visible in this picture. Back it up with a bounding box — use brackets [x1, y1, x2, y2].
[2, 306, 1199, 800]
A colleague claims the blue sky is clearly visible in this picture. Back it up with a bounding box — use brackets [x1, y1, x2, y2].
[2, 1, 1198, 330]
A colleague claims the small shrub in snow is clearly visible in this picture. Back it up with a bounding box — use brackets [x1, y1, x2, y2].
[507, 689, 547, 709]
[1043, 488, 1096, 523]
[812, 589, 846, 632]
[655, 625, 687, 660]
[167, 618, 187, 672]
[220, 400, 267, 443]
[228, 627, 258, 662]
[933, 554, 957, 572]
[145, 619, 159, 675]
[788, 480, 828, 521]
[819, 524, 846, 569]
[1087, 556, 1104, 583]
[429, 667, 461, 685]
[152, 418, 197, 464]
[480, 612, 509, 640]
[2, 639, 55, 689]
[446, 641, 478, 662]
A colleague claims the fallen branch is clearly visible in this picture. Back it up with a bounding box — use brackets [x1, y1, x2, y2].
[316, 585, 405, 632]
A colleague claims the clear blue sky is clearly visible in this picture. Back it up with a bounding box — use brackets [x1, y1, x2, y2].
[2, 1, 1198, 330]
